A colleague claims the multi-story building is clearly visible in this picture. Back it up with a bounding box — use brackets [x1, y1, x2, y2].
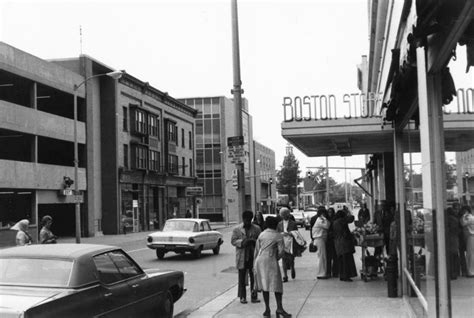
[0, 42, 197, 246]
[179, 96, 257, 223]
[253, 141, 276, 213]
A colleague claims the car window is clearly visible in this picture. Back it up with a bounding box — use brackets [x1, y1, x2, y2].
[163, 220, 196, 232]
[108, 250, 143, 279]
[93, 253, 123, 285]
[203, 221, 211, 231]
[200, 223, 205, 231]
[0, 258, 73, 287]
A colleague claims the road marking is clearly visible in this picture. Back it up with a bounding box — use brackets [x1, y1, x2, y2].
[127, 248, 148, 253]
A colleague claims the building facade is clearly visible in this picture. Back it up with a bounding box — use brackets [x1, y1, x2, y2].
[253, 141, 276, 213]
[179, 96, 259, 223]
[0, 42, 198, 246]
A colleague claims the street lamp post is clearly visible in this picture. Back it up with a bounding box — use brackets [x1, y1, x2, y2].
[465, 171, 471, 205]
[73, 70, 123, 243]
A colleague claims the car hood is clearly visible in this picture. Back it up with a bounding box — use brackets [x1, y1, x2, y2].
[0, 286, 66, 314]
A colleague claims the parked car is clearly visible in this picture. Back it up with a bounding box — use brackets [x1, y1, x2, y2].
[0, 244, 185, 318]
[291, 211, 306, 227]
[303, 207, 318, 230]
[147, 218, 223, 259]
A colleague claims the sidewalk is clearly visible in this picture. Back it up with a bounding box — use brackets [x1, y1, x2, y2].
[188, 246, 412, 318]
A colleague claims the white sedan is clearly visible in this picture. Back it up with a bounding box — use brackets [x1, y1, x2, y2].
[146, 218, 223, 259]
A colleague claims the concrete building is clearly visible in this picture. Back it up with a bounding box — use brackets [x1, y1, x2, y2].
[180, 96, 274, 223]
[0, 42, 197, 246]
[253, 141, 276, 214]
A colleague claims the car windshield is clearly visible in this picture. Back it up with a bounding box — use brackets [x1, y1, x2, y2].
[0, 258, 73, 287]
[163, 220, 197, 232]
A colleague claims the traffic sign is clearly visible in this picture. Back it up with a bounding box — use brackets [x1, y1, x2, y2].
[186, 186, 203, 196]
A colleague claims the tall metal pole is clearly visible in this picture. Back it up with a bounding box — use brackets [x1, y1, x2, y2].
[73, 89, 81, 243]
[231, 0, 245, 221]
[344, 157, 348, 203]
[295, 173, 299, 210]
[325, 156, 330, 206]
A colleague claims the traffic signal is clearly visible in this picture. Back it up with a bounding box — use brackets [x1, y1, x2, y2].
[63, 176, 74, 188]
[306, 171, 312, 178]
[269, 177, 273, 184]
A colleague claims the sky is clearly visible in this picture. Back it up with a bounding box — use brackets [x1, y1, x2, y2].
[3, 0, 466, 184]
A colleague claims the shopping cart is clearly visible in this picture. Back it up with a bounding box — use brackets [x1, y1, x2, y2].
[356, 233, 385, 282]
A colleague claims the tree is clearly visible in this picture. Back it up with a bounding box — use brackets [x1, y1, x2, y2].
[445, 162, 456, 189]
[305, 167, 336, 204]
[276, 152, 301, 203]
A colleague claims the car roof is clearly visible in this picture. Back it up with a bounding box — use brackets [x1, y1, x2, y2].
[0, 244, 117, 260]
[0, 244, 122, 288]
[167, 218, 210, 222]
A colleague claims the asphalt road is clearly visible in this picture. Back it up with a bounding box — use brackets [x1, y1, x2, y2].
[118, 226, 238, 317]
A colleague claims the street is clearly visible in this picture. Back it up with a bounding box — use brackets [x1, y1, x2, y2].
[114, 226, 238, 317]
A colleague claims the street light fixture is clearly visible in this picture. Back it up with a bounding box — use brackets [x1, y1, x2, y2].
[73, 70, 123, 243]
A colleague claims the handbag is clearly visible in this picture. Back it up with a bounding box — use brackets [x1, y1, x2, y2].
[309, 241, 318, 253]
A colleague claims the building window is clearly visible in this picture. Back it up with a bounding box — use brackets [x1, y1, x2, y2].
[149, 150, 160, 172]
[134, 109, 147, 135]
[182, 157, 185, 176]
[132, 145, 147, 170]
[168, 155, 178, 174]
[123, 107, 128, 132]
[148, 115, 158, 137]
[167, 121, 177, 144]
[189, 158, 193, 176]
[124, 144, 129, 168]
[181, 128, 185, 147]
[188, 131, 192, 149]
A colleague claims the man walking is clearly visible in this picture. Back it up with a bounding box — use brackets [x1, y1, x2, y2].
[231, 210, 262, 304]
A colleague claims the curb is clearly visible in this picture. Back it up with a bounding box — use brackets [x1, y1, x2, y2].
[187, 284, 238, 317]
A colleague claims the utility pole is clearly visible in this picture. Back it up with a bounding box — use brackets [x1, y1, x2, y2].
[231, 0, 245, 222]
[326, 156, 330, 206]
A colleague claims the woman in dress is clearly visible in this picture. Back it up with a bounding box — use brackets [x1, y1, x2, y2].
[254, 216, 291, 318]
[333, 210, 357, 281]
[11, 219, 32, 246]
[276, 208, 298, 282]
[39, 215, 57, 244]
[253, 211, 266, 231]
[325, 207, 339, 278]
[312, 207, 330, 279]
[460, 206, 474, 277]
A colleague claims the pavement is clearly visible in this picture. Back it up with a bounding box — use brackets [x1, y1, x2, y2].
[58, 223, 414, 318]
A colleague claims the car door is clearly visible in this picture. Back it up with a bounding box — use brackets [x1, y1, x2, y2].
[202, 221, 216, 248]
[193, 221, 209, 248]
[107, 250, 160, 315]
[92, 252, 136, 317]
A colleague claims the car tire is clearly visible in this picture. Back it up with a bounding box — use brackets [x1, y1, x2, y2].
[192, 246, 202, 259]
[212, 241, 221, 255]
[157, 291, 174, 318]
[156, 249, 166, 260]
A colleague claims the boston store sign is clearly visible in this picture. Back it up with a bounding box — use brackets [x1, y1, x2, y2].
[283, 88, 473, 122]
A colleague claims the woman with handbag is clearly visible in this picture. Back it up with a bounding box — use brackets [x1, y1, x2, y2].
[254, 216, 291, 318]
[312, 207, 330, 279]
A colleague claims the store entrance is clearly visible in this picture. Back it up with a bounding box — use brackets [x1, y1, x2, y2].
[38, 203, 75, 237]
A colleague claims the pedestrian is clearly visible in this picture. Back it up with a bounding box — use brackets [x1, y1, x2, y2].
[325, 207, 339, 278]
[253, 211, 265, 231]
[11, 219, 32, 246]
[39, 215, 57, 244]
[333, 209, 357, 282]
[447, 207, 460, 279]
[254, 216, 291, 318]
[454, 203, 468, 276]
[460, 206, 474, 277]
[373, 202, 394, 256]
[231, 210, 262, 304]
[358, 203, 370, 225]
[185, 209, 192, 218]
[312, 206, 330, 279]
[277, 207, 298, 282]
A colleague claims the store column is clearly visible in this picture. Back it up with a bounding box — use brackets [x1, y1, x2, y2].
[394, 130, 408, 296]
[416, 46, 450, 317]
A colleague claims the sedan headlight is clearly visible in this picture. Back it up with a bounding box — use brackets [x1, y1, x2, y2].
[189, 237, 195, 243]
[147, 236, 153, 243]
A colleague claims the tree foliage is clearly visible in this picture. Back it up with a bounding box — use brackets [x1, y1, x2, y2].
[276, 152, 301, 203]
